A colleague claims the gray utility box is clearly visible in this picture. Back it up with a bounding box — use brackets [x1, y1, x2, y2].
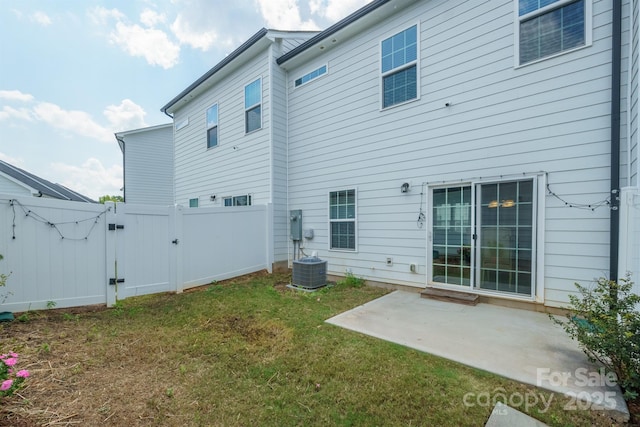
[292, 257, 327, 289]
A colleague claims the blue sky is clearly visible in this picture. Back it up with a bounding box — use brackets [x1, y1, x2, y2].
[0, 0, 370, 200]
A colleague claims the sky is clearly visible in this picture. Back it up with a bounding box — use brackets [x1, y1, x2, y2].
[0, 0, 371, 200]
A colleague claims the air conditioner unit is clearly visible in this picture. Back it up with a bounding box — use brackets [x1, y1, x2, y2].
[292, 257, 327, 290]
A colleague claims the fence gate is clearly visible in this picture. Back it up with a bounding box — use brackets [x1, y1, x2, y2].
[107, 203, 173, 303]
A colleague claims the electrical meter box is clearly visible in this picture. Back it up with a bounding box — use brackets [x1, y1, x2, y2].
[290, 209, 302, 241]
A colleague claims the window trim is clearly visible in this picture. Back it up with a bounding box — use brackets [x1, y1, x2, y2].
[328, 188, 358, 252]
[514, 0, 592, 68]
[379, 23, 421, 110]
[244, 78, 262, 134]
[426, 175, 544, 302]
[294, 64, 328, 88]
[206, 103, 219, 149]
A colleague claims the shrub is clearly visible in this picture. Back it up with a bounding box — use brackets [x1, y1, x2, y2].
[550, 275, 640, 400]
[337, 272, 366, 288]
[0, 254, 11, 305]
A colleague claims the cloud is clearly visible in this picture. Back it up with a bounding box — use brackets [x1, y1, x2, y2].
[31, 11, 52, 26]
[104, 99, 147, 131]
[0, 92, 147, 142]
[51, 158, 123, 200]
[0, 152, 25, 168]
[140, 8, 166, 27]
[167, 0, 261, 51]
[312, 0, 373, 22]
[0, 90, 34, 102]
[110, 21, 180, 69]
[88, 6, 125, 25]
[33, 102, 113, 142]
[88, 6, 180, 68]
[256, 0, 319, 30]
[170, 14, 223, 51]
[0, 106, 34, 122]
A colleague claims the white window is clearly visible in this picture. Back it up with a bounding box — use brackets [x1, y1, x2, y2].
[206, 104, 218, 148]
[329, 189, 356, 251]
[517, 0, 589, 65]
[430, 178, 538, 297]
[223, 195, 252, 206]
[381, 24, 419, 109]
[244, 79, 261, 133]
[189, 198, 199, 208]
[295, 65, 327, 87]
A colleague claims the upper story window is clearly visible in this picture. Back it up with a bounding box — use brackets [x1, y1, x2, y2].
[517, 0, 587, 65]
[244, 78, 261, 133]
[206, 104, 218, 148]
[329, 189, 356, 251]
[295, 65, 327, 87]
[381, 25, 418, 109]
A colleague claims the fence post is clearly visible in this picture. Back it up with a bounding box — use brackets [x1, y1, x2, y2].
[105, 202, 117, 307]
[170, 204, 184, 293]
[266, 203, 274, 273]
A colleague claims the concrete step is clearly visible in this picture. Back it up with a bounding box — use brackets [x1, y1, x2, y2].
[420, 287, 479, 306]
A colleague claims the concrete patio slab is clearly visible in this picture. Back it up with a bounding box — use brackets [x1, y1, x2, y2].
[326, 290, 629, 422]
[485, 402, 548, 427]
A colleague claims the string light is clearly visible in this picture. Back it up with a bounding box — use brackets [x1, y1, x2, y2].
[10, 199, 109, 241]
[545, 184, 611, 211]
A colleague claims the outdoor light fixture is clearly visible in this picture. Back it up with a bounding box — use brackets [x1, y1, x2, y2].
[401, 182, 410, 193]
[210, 195, 216, 202]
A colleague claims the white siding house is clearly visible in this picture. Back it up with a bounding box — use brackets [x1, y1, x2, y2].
[116, 123, 174, 206]
[161, 28, 318, 269]
[162, 0, 639, 308]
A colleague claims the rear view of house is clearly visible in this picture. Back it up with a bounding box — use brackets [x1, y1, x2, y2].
[160, 0, 640, 309]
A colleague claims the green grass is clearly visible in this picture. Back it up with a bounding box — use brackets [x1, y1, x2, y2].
[0, 273, 617, 426]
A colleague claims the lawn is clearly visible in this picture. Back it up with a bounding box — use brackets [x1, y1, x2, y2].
[0, 272, 629, 426]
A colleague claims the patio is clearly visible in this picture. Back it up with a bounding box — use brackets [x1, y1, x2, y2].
[326, 290, 630, 422]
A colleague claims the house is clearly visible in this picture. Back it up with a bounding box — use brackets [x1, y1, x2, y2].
[162, 0, 639, 308]
[161, 28, 318, 269]
[0, 159, 95, 203]
[115, 123, 174, 206]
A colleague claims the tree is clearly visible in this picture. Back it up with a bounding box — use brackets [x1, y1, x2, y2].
[98, 195, 124, 204]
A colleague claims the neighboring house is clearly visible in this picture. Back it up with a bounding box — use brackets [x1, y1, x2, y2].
[162, 0, 640, 308]
[115, 123, 174, 206]
[0, 160, 95, 203]
[161, 28, 318, 268]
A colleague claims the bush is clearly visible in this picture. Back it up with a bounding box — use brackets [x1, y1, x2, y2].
[550, 275, 640, 400]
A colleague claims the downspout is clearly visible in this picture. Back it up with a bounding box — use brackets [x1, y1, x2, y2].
[116, 136, 126, 203]
[610, 0, 622, 282]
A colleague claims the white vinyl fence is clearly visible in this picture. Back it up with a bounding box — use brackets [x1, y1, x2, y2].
[619, 186, 640, 295]
[0, 195, 272, 312]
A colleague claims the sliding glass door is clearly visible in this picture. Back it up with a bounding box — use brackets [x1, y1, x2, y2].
[430, 179, 535, 297]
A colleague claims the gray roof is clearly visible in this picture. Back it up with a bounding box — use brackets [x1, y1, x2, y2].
[160, 28, 269, 115]
[276, 0, 392, 65]
[0, 160, 96, 203]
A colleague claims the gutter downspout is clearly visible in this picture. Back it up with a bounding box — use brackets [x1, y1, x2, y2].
[610, 0, 622, 283]
[116, 136, 126, 203]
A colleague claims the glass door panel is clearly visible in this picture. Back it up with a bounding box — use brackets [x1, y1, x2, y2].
[432, 186, 472, 286]
[477, 180, 533, 295]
